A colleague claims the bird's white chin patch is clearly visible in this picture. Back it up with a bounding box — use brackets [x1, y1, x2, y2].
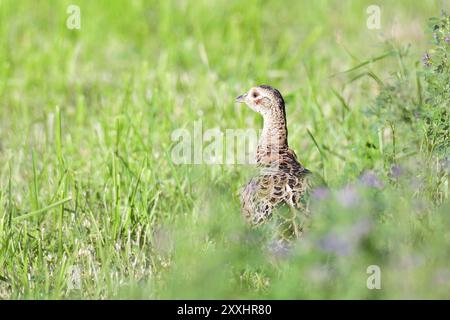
[246, 103, 262, 113]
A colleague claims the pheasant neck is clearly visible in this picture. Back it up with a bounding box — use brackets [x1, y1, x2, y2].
[259, 109, 288, 151]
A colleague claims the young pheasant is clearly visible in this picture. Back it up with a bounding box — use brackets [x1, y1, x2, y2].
[236, 85, 313, 237]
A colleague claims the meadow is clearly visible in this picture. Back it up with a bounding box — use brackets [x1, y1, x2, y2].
[0, 0, 449, 299]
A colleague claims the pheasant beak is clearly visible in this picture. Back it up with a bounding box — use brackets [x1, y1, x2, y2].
[236, 93, 247, 103]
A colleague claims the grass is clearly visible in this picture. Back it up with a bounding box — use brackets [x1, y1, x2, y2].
[0, 0, 449, 299]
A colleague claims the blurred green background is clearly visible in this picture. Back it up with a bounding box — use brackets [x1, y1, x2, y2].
[0, 0, 448, 299]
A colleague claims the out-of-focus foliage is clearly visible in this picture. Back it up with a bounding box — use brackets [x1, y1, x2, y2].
[370, 11, 449, 204]
[0, 1, 448, 299]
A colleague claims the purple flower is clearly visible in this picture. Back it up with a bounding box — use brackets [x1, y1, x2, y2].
[360, 170, 384, 189]
[336, 185, 359, 208]
[390, 164, 403, 178]
[422, 52, 431, 67]
[445, 35, 450, 42]
[350, 219, 372, 239]
[317, 219, 372, 257]
[318, 233, 352, 256]
[312, 187, 330, 201]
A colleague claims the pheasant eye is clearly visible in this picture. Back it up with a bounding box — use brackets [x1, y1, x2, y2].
[252, 92, 259, 98]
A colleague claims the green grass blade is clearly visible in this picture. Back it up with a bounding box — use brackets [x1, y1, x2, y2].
[13, 197, 72, 222]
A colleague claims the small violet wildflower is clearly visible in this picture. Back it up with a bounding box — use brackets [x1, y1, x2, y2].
[336, 185, 359, 208]
[311, 187, 330, 201]
[360, 171, 384, 189]
[391, 164, 403, 178]
[422, 52, 432, 67]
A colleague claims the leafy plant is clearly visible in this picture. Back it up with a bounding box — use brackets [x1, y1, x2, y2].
[422, 12, 450, 159]
[369, 11, 449, 203]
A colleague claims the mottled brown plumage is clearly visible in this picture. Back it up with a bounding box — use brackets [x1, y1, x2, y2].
[237, 85, 312, 237]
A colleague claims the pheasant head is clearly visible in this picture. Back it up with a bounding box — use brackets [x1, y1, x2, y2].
[236, 85, 289, 151]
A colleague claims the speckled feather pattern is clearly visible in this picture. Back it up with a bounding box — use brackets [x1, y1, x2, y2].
[239, 85, 312, 230]
[242, 146, 311, 225]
